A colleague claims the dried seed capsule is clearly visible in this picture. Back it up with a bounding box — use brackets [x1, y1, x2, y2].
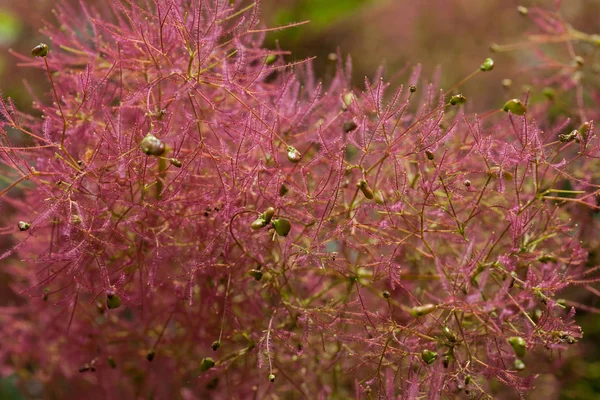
[211, 341, 221, 351]
[18, 221, 31, 231]
[262, 207, 275, 224]
[247, 269, 263, 281]
[502, 99, 527, 115]
[31, 43, 49, 57]
[421, 349, 437, 365]
[409, 304, 436, 317]
[508, 336, 526, 357]
[513, 359, 526, 371]
[464, 179, 471, 187]
[480, 58, 494, 72]
[271, 218, 291, 237]
[286, 146, 302, 163]
[268, 373, 276, 382]
[146, 350, 156, 361]
[409, 85, 417, 93]
[357, 179, 374, 199]
[140, 133, 166, 156]
[343, 121, 358, 133]
[449, 94, 466, 106]
[199, 357, 215, 372]
[251, 217, 267, 230]
[265, 54, 278, 65]
[169, 158, 182, 168]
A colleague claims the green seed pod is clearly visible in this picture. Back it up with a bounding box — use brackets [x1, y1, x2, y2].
[425, 150, 435, 160]
[449, 94, 467, 106]
[169, 158, 182, 168]
[409, 304, 436, 317]
[199, 357, 215, 372]
[262, 207, 275, 224]
[502, 99, 527, 116]
[268, 373, 276, 382]
[18, 221, 31, 231]
[286, 146, 302, 163]
[107, 356, 117, 369]
[513, 359, 526, 371]
[106, 293, 122, 310]
[421, 349, 437, 365]
[508, 336, 527, 357]
[517, 6, 528, 16]
[279, 184, 289, 196]
[558, 130, 578, 143]
[251, 217, 267, 230]
[357, 179, 374, 199]
[271, 218, 291, 237]
[211, 341, 221, 351]
[409, 85, 417, 93]
[382, 290, 391, 299]
[442, 326, 457, 343]
[480, 58, 494, 72]
[31, 43, 49, 57]
[265, 54, 278, 65]
[247, 269, 263, 281]
[343, 121, 358, 133]
[146, 350, 156, 361]
[140, 133, 166, 156]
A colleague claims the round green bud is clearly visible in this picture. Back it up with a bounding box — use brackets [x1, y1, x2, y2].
[286, 146, 302, 163]
[508, 336, 527, 357]
[265, 54, 278, 65]
[140, 133, 166, 156]
[421, 349, 437, 365]
[480, 58, 494, 72]
[247, 269, 263, 281]
[268, 373, 276, 382]
[449, 94, 467, 106]
[409, 304, 436, 317]
[251, 217, 267, 230]
[31, 43, 49, 57]
[262, 207, 275, 224]
[271, 218, 291, 237]
[442, 326, 457, 343]
[18, 221, 31, 231]
[199, 357, 215, 372]
[211, 341, 221, 351]
[513, 359, 526, 371]
[502, 99, 527, 115]
[106, 293, 122, 310]
[343, 121, 358, 133]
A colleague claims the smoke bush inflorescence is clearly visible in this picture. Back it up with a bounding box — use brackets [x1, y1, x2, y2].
[0, 1, 599, 398]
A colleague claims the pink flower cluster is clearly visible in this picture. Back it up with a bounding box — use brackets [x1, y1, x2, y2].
[0, 1, 598, 398]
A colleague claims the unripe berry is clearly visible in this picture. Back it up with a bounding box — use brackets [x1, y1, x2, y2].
[502, 99, 527, 116]
[421, 349, 437, 365]
[480, 58, 494, 72]
[508, 336, 526, 357]
[271, 218, 291, 237]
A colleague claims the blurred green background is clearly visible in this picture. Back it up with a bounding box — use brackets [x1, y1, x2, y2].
[1, 0, 599, 398]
